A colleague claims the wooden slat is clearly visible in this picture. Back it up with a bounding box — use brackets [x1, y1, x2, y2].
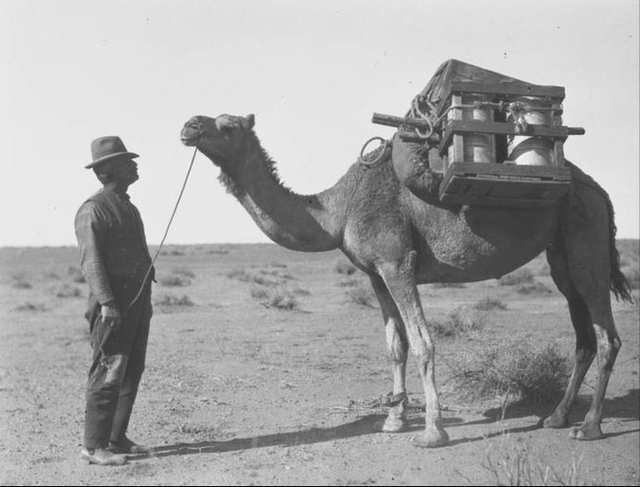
[443, 162, 571, 180]
[438, 161, 571, 208]
[449, 81, 565, 100]
[439, 120, 584, 155]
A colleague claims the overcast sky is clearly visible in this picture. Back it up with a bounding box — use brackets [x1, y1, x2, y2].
[1, 0, 638, 247]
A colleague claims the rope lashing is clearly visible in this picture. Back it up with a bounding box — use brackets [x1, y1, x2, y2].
[407, 94, 563, 139]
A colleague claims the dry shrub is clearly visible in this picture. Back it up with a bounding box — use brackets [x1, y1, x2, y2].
[499, 268, 534, 286]
[483, 438, 588, 486]
[250, 286, 299, 310]
[55, 284, 82, 298]
[228, 268, 292, 286]
[335, 260, 357, 276]
[44, 271, 61, 280]
[474, 297, 507, 311]
[155, 294, 194, 308]
[258, 269, 294, 281]
[206, 248, 229, 255]
[428, 306, 486, 339]
[291, 286, 311, 296]
[172, 267, 196, 279]
[346, 284, 376, 307]
[337, 278, 362, 288]
[227, 269, 252, 281]
[159, 274, 192, 287]
[161, 248, 186, 256]
[516, 281, 552, 295]
[431, 281, 466, 289]
[67, 266, 86, 283]
[15, 302, 47, 312]
[251, 275, 281, 286]
[11, 274, 32, 289]
[450, 335, 570, 405]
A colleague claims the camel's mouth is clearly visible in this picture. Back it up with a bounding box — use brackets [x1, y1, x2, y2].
[180, 129, 200, 146]
[180, 120, 206, 146]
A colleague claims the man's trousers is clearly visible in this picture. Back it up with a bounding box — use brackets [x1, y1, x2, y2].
[83, 277, 152, 449]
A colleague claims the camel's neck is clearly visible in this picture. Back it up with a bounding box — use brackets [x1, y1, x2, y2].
[215, 135, 352, 252]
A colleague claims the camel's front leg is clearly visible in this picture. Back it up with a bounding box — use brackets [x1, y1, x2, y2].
[369, 274, 409, 433]
[379, 252, 449, 448]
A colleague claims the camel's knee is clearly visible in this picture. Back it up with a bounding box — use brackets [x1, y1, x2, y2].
[593, 324, 621, 370]
[412, 342, 435, 367]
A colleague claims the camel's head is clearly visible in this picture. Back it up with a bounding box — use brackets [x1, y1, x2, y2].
[181, 114, 256, 166]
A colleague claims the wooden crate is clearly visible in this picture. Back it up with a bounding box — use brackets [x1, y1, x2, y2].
[439, 162, 571, 207]
[422, 60, 580, 207]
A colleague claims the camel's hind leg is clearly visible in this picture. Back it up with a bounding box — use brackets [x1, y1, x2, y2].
[546, 190, 622, 440]
[369, 274, 410, 433]
[377, 251, 449, 447]
[545, 243, 597, 429]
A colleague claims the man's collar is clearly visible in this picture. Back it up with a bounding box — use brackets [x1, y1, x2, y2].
[103, 186, 130, 201]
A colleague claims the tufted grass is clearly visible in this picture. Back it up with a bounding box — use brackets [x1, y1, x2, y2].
[428, 306, 487, 339]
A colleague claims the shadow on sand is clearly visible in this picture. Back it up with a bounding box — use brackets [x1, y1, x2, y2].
[136, 389, 639, 460]
[479, 388, 640, 424]
[145, 414, 386, 459]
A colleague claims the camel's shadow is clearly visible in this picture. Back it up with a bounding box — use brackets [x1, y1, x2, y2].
[139, 390, 639, 460]
[479, 389, 640, 425]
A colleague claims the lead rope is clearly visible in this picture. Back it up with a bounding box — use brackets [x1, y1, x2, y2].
[122, 145, 199, 317]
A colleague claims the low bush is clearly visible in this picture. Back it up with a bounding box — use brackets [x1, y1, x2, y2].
[428, 307, 486, 339]
[159, 274, 192, 287]
[337, 279, 362, 288]
[11, 274, 32, 289]
[15, 302, 47, 312]
[250, 286, 299, 310]
[335, 260, 357, 276]
[431, 282, 466, 289]
[155, 294, 194, 307]
[449, 335, 570, 405]
[473, 297, 507, 311]
[55, 284, 82, 298]
[67, 266, 86, 283]
[516, 282, 552, 295]
[346, 285, 376, 307]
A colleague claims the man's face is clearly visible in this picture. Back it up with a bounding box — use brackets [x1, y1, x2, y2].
[108, 157, 139, 185]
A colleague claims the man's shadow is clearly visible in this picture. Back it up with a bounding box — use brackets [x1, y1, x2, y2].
[148, 414, 387, 459]
[141, 389, 639, 459]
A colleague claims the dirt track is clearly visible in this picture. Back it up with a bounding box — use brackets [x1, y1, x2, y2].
[1, 244, 638, 485]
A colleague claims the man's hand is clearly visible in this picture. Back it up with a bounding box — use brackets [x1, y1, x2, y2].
[101, 303, 122, 330]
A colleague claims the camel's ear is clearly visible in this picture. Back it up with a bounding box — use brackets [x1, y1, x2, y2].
[243, 114, 255, 130]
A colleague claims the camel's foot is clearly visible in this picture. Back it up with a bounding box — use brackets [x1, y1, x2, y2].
[411, 427, 449, 448]
[542, 411, 569, 429]
[373, 416, 409, 433]
[569, 422, 603, 441]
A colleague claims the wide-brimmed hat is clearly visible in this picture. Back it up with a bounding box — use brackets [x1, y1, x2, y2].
[85, 136, 139, 169]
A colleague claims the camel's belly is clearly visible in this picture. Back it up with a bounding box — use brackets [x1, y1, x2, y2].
[415, 206, 560, 283]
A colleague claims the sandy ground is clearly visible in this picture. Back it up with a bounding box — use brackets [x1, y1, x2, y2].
[0, 243, 638, 486]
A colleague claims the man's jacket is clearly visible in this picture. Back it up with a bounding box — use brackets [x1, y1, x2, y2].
[75, 187, 154, 306]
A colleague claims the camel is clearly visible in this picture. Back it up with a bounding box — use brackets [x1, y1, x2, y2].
[180, 113, 632, 448]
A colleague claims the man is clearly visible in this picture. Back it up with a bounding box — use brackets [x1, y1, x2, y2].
[75, 136, 154, 466]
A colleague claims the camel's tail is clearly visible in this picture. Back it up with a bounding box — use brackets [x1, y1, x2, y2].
[567, 162, 634, 303]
